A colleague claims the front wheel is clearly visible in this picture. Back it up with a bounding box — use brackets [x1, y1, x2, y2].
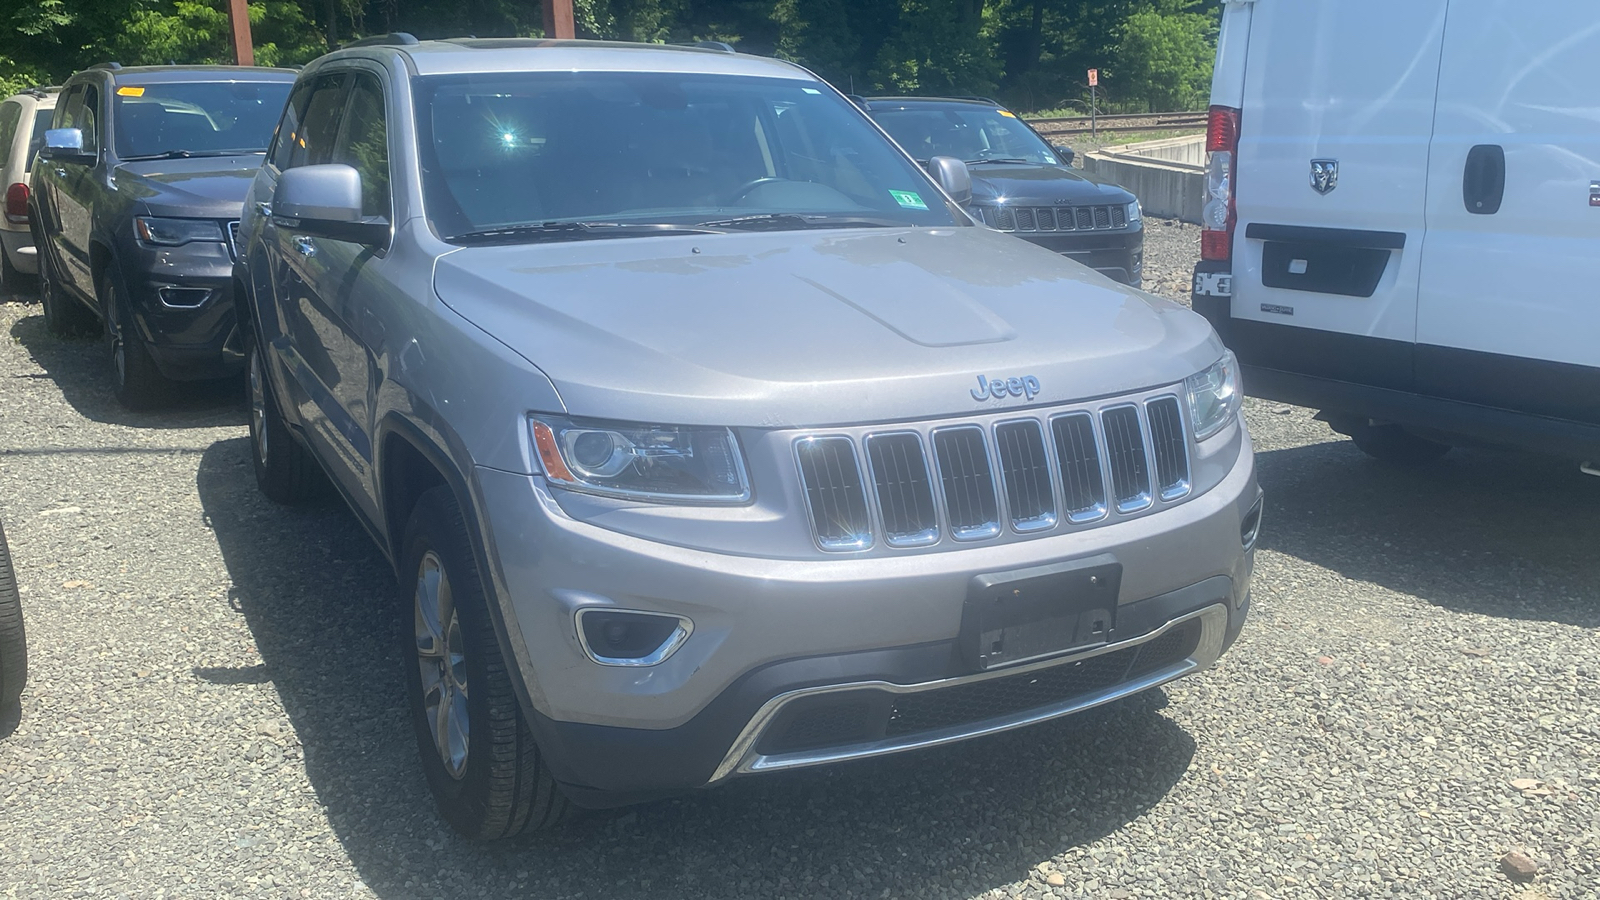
[0, 520, 26, 712]
[399, 486, 570, 839]
[100, 268, 170, 409]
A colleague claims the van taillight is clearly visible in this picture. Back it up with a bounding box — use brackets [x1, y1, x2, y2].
[1201, 105, 1241, 262]
[4, 183, 28, 225]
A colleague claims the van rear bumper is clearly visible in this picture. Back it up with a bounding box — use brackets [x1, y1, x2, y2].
[1191, 279, 1600, 460]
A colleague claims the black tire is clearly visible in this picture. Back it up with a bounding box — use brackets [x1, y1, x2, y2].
[245, 327, 323, 504]
[1349, 422, 1451, 465]
[100, 266, 170, 410]
[38, 236, 95, 337]
[0, 520, 26, 712]
[399, 486, 570, 839]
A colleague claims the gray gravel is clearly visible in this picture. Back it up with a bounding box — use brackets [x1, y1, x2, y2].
[1, 228, 1596, 899]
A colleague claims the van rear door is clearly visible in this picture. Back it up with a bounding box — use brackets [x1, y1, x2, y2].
[1228, 0, 1449, 390]
[1414, 0, 1600, 424]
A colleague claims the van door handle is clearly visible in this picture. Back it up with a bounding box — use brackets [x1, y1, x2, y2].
[1463, 144, 1505, 215]
[293, 235, 317, 258]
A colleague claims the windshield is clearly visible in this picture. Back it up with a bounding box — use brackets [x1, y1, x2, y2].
[414, 72, 959, 241]
[871, 106, 1062, 166]
[113, 81, 293, 159]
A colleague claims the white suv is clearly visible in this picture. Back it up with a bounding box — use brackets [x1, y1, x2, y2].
[0, 86, 57, 293]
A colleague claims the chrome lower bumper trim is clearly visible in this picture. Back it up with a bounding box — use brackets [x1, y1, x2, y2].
[709, 602, 1229, 782]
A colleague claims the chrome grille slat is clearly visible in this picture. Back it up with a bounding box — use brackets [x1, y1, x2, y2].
[1146, 397, 1191, 501]
[995, 420, 1056, 532]
[1050, 412, 1108, 523]
[933, 427, 1000, 541]
[796, 437, 872, 551]
[1102, 406, 1152, 514]
[866, 433, 939, 548]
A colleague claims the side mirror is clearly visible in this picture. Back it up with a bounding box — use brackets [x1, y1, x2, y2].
[1052, 144, 1076, 166]
[42, 128, 91, 162]
[927, 155, 972, 206]
[273, 164, 386, 243]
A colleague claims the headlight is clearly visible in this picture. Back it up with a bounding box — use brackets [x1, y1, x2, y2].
[135, 216, 225, 246]
[1185, 351, 1241, 440]
[1126, 200, 1142, 225]
[529, 416, 750, 503]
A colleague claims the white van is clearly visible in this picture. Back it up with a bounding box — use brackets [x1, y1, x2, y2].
[1190, 0, 1600, 465]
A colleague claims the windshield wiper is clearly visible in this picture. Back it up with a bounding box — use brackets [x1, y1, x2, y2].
[694, 213, 901, 231]
[447, 221, 727, 244]
[123, 149, 264, 161]
[962, 157, 1034, 165]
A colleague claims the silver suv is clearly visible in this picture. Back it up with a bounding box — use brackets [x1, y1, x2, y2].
[235, 36, 1261, 838]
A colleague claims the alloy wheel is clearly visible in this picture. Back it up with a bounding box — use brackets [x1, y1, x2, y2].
[248, 345, 269, 466]
[414, 550, 470, 779]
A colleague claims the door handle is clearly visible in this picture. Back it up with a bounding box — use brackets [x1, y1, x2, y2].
[1463, 144, 1505, 215]
[256, 202, 272, 218]
[293, 235, 317, 258]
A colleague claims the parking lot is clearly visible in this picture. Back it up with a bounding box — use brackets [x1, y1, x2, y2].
[0, 223, 1595, 900]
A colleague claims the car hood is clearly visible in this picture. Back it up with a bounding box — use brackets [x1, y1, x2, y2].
[968, 163, 1134, 207]
[433, 226, 1221, 427]
[114, 154, 264, 218]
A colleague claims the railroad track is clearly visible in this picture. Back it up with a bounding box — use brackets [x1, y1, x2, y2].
[1026, 111, 1208, 136]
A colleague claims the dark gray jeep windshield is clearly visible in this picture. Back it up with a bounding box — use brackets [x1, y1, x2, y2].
[871, 106, 1063, 166]
[113, 81, 293, 159]
[415, 72, 959, 242]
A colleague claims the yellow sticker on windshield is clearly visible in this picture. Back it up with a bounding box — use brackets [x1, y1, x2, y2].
[117, 86, 145, 97]
[997, 110, 1016, 118]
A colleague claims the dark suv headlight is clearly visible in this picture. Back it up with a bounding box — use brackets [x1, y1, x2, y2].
[134, 216, 225, 247]
[529, 416, 751, 503]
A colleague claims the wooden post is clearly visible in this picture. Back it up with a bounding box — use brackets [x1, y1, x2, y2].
[543, 0, 575, 39]
[226, 0, 255, 66]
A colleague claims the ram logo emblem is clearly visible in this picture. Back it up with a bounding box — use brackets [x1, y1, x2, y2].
[1310, 159, 1339, 195]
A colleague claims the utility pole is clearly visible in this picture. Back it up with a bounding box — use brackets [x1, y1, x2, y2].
[543, 0, 575, 39]
[227, 0, 255, 65]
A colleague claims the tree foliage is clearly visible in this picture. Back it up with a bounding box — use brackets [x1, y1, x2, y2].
[0, 0, 1217, 112]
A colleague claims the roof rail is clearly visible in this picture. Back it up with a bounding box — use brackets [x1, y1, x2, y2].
[680, 40, 735, 53]
[950, 95, 1000, 105]
[90, 62, 122, 71]
[342, 32, 419, 49]
[22, 86, 61, 98]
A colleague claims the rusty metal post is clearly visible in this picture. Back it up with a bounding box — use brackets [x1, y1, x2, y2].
[543, 0, 575, 39]
[226, 0, 255, 66]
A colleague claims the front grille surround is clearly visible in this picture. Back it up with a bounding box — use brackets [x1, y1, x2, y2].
[793, 386, 1198, 553]
[973, 203, 1130, 234]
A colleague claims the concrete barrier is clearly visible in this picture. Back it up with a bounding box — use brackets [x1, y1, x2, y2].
[1082, 135, 1206, 224]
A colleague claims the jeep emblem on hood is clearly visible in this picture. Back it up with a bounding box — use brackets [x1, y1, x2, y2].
[971, 374, 1041, 402]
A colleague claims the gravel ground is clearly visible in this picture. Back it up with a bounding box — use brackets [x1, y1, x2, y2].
[1, 225, 1596, 899]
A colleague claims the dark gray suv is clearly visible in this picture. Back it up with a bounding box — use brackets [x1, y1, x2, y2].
[237, 37, 1259, 839]
[32, 64, 294, 407]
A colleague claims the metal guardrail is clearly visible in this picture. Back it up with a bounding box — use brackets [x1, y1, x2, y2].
[1025, 112, 1208, 137]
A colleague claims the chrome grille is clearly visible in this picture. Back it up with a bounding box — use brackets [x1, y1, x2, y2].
[994, 420, 1056, 532]
[865, 432, 939, 548]
[1146, 397, 1191, 501]
[1050, 412, 1107, 523]
[1102, 406, 1152, 514]
[974, 204, 1130, 234]
[795, 391, 1192, 551]
[796, 437, 872, 551]
[933, 427, 1001, 541]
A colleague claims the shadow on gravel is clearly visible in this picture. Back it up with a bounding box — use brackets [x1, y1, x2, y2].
[6, 308, 246, 430]
[197, 436, 1199, 900]
[1256, 437, 1600, 628]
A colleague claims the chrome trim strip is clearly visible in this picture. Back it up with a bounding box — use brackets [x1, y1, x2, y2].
[1048, 411, 1110, 525]
[709, 603, 1228, 782]
[862, 430, 941, 549]
[993, 417, 1059, 534]
[573, 607, 694, 668]
[1145, 394, 1193, 503]
[1101, 403, 1153, 515]
[930, 424, 1002, 542]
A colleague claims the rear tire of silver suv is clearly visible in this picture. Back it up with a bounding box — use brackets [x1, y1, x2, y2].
[399, 486, 571, 839]
[245, 327, 323, 504]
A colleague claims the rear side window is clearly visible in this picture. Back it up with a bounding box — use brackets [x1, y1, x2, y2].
[0, 102, 20, 168]
[280, 73, 347, 170]
[267, 81, 313, 168]
[333, 75, 390, 220]
[26, 106, 52, 167]
[58, 85, 100, 149]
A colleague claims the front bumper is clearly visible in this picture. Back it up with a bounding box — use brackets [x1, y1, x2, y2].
[472, 420, 1257, 802]
[125, 240, 243, 380]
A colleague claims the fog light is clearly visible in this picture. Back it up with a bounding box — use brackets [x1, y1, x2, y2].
[576, 608, 693, 667]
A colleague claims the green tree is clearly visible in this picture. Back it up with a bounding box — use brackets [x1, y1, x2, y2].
[1113, 4, 1214, 110]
